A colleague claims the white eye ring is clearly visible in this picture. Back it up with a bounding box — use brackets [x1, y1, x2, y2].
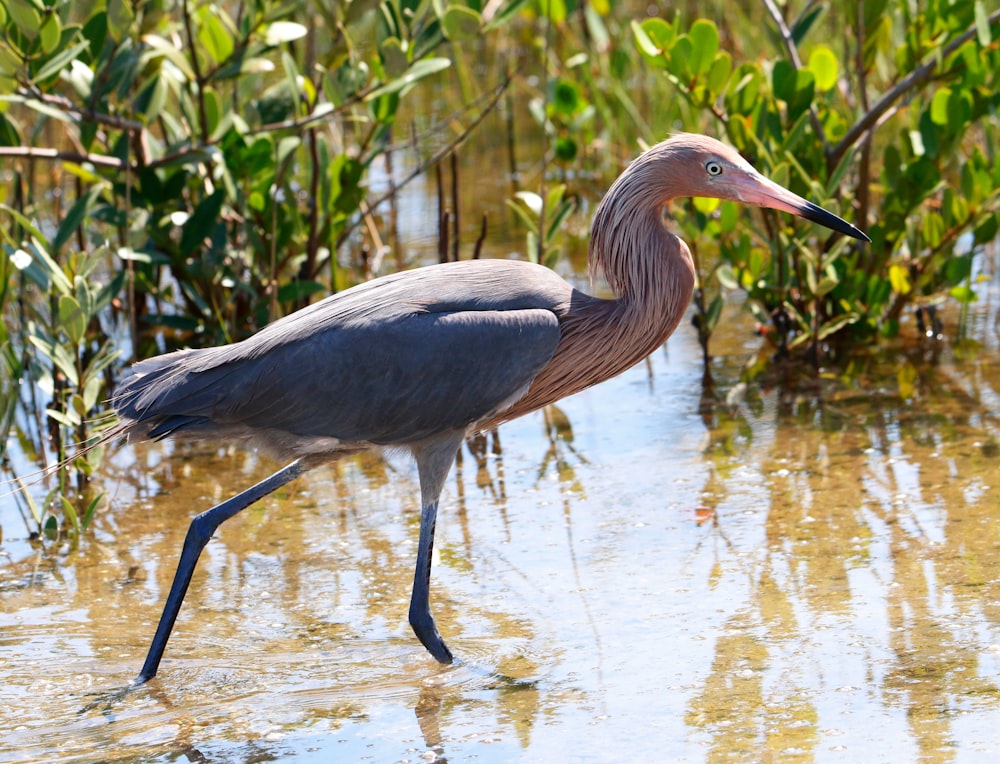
[706, 160, 723, 177]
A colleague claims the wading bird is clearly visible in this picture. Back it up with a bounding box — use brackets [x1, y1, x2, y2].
[110, 134, 869, 683]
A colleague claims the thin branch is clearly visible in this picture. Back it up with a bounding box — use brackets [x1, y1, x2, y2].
[831, 8, 1000, 167]
[182, 0, 210, 142]
[13, 89, 145, 132]
[0, 146, 125, 169]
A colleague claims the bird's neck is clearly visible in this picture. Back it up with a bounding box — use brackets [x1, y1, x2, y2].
[484, 202, 695, 429]
[590, 197, 696, 342]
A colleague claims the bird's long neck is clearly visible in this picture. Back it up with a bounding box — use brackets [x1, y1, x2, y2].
[486, 155, 695, 427]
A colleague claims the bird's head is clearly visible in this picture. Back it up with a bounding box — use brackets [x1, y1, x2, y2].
[657, 134, 870, 241]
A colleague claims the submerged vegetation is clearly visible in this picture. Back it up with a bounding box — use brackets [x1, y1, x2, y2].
[0, 0, 998, 536]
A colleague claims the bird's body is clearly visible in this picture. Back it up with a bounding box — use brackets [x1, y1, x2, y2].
[109, 134, 868, 682]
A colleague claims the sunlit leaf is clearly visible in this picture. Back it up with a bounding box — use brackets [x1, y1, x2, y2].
[33, 41, 90, 83]
[514, 191, 543, 217]
[39, 11, 61, 54]
[364, 57, 450, 100]
[265, 21, 308, 45]
[974, 0, 991, 46]
[707, 51, 732, 95]
[930, 88, 951, 126]
[950, 285, 978, 304]
[816, 312, 858, 340]
[688, 19, 719, 76]
[888, 264, 911, 294]
[807, 45, 838, 92]
[199, 9, 235, 64]
[142, 35, 197, 80]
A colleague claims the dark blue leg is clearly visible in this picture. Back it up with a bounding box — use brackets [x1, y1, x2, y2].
[135, 459, 307, 683]
[408, 499, 454, 664]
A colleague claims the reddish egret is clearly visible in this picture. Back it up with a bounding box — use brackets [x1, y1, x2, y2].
[109, 134, 868, 682]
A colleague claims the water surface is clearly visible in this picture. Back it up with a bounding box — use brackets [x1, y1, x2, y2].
[3, 281, 1000, 762]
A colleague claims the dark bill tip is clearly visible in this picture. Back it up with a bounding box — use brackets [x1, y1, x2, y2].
[798, 200, 871, 242]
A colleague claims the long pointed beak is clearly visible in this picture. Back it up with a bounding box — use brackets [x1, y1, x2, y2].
[737, 173, 871, 242]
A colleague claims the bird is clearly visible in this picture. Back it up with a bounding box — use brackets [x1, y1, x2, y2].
[107, 133, 869, 684]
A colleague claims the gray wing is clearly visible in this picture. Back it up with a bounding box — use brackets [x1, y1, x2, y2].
[114, 307, 561, 446]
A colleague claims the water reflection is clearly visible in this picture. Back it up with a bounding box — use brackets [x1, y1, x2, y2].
[685, 324, 1000, 760]
[4, 295, 1000, 760]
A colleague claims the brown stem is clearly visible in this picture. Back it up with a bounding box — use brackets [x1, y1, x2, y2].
[302, 126, 321, 288]
[182, 0, 211, 142]
[0, 146, 124, 168]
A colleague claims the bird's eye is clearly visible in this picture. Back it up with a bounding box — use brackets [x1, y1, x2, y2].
[706, 160, 723, 177]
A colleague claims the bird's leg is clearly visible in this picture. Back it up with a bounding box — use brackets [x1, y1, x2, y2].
[409, 496, 453, 663]
[408, 433, 464, 664]
[135, 458, 308, 684]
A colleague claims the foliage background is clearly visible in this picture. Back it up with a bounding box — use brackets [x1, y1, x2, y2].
[0, 0, 998, 535]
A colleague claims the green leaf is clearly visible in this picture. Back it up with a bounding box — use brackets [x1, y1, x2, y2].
[974, 0, 991, 46]
[81, 493, 102, 530]
[442, 5, 481, 41]
[28, 239, 73, 295]
[364, 57, 451, 100]
[545, 200, 576, 242]
[888, 263, 910, 294]
[552, 79, 580, 116]
[514, 190, 543, 217]
[199, 9, 235, 64]
[6, 0, 40, 39]
[29, 335, 79, 386]
[107, 0, 134, 41]
[0, 113, 21, 146]
[950, 285, 978, 304]
[379, 37, 408, 78]
[922, 211, 945, 248]
[538, 0, 567, 23]
[639, 17, 675, 52]
[707, 51, 732, 96]
[276, 135, 301, 173]
[705, 293, 724, 333]
[930, 88, 951, 126]
[59, 294, 86, 346]
[816, 312, 859, 340]
[667, 35, 693, 81]
[134, 74, 168, 124]
[688, 19, 719, 76]
[725, 65, 761, 116]
[554, 136, 577, 162]
[180, 189, 226, 254]
[806, 45, 838, 92]
[52, 185, 103, 254]
[33, 41, 90, 83]
[39, 12, 61, 54]
[141, 35, 197, 80]
[46, 406, 81, 428]
[715, 263, 737, 290]
[791, 4, 825, 45]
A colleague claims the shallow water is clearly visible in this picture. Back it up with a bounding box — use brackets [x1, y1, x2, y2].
[3, 288, 1000, 762]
